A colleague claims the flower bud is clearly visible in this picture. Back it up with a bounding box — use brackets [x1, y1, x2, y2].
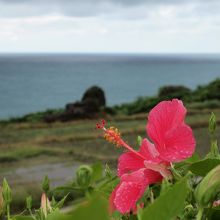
[41, 193, 51, 217]
[210, 140, 219, 157]
[2, 178, 12, 206]
[184, 204, 197, 218]
[195, 164, 220, 207]
[42, 176, 50, 193]
[76, 165, 92, 188]
[137, 136, 142, 146]
[26, 196, 32, 210]
[209, 112, 216, 135]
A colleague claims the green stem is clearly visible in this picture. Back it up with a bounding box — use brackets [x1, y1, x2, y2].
[150, 190, 154, 204]
[196, 207, 203, 220]
[28, 208, 36, 220]
[7, 204, 10, 220]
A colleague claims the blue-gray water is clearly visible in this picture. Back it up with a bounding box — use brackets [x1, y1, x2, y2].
[0, 53, 220, 119]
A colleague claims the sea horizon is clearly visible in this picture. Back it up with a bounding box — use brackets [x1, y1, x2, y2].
[0, 53, 220, 119]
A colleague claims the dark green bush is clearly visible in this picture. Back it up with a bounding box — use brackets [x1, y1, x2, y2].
[158, 85, 192, 100]
[192, 78, 220, 101]
[113, 96, 162, 115]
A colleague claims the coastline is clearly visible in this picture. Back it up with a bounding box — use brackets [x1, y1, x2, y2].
[1, 77, 220, 123]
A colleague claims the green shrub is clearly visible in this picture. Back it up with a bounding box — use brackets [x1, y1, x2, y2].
[192, 78, 220, 102]
[158, 85, 192, 100]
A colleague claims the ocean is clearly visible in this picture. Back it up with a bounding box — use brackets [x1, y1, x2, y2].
[0, 53, 220, 119]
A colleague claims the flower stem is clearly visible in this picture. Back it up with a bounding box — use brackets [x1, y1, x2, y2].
[7, 204, 10, 220]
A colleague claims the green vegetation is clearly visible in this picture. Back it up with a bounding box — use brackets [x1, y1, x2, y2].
[114, 78, 220, 115]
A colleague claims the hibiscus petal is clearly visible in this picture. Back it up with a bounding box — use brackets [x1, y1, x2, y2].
[114, 181, 144, 214]
[146, 99, 195, 162]
[147, 99, 186, 148]
[111, 169, 162, 214]
[118, 138, 160, 176]
[140, 138, 160, 160]
[161, 124, 196, 162]
[118, 152, 144, 176]
[113, 169, 147, 214]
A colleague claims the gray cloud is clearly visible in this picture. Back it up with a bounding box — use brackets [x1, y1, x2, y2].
[0, 0, 219, 18]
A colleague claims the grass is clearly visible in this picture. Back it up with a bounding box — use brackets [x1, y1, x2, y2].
[0, 109, 220, 164]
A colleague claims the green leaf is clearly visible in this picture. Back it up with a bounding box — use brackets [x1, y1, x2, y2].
[189, 158, 220, 176]
[53, 194, 69, 209]
[173, 153, 200, 171]
[13, 217, 34, 220]
[42, 175, 50, 193]
[46, 210, 69, 220]
[195, 164, 220, 207]
[91, 162, 103, 182]
[98, 176, 119, 199]
[53, 186, 83, 193]
[69, 196, 110, 220]
[186, 153, 200, 163]
[141, 176, 188, 220]
[208, 208, 220, 220]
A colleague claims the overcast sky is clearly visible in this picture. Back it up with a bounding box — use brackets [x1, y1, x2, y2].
[0, 0, 219, 53]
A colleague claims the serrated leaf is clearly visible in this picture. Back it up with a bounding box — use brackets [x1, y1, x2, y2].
[189, 158, 220, 176]
[141, 176, 188, 220]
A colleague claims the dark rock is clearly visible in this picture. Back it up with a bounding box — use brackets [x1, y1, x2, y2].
[44, 86, 106, 122]
[82, 86, 106, 107]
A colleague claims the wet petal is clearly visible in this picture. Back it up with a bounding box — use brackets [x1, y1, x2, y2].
[118, 152, 144, 176]
[139, 138, 160, 161]
[111, 169, 162, 214]
[113, 169, 148, 214]
[118, 138, 161, 176]
[146, 99, 195, 162]
[147, 99, 186, 148]
[114, 181, 144, 214]
[161, 124, 196, 162]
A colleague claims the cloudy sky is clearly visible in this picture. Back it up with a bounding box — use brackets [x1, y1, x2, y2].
[0, 0, 219, 53]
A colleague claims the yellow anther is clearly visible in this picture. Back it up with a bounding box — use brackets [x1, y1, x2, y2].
[104, 126, 122, 147]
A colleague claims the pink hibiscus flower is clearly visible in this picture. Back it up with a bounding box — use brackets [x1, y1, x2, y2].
[97, 99, 196, 214]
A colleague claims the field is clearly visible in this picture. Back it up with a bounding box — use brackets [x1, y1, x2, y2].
[0, 108, 220, 211]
